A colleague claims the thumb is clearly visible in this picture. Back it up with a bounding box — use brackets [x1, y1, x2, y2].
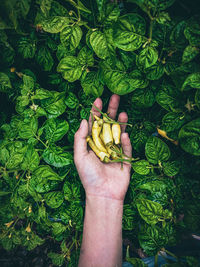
[74, 120, 89, 162]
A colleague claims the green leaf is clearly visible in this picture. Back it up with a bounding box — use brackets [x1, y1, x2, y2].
[30, 165, 63, 193]
[113, 13, 146, 51]
[100, 60, 148, 95]
[0, 41, 15, 66]
[1, 236, 14, 250]
[126, 257, 147, 267]
[16, 0, 31, 17]
[149, 0, 175, 10]
[63, 180, 81, 201]
[90, 30, 114, 59]
[52, 223, 67, 236]
[48, 252, 64, 266]
[44, 191, 64, 208]
[76, 0, 91, 13]
[41, 92, 67, 118]
[80, 107, 90, 120]
[99, 3, 120, 24]
[136, 46, 158, 69]
[65, 92, 79, 109]
[0, 191, 11, 196]
[21, 74, 35, 95]
[0, 141, 27, 169]
[40, 16, 70, 33]
[130, 127, 149, 153]
[123, 204, 137, 230]
[131, 87, 155, 108]
[35, 46, 54, 71]
[18, 37, 36, 59]
[44, 118, 69, 143]
[38, 204, 47, 221]
[42, 145, 73, 167]
[49, 1, 68, 16]
[40, 0, 53, 16]
[144, 63, 164, 80]
[60, 25, 82, 49]
[18, 117, 38, 139]
[57, 56, 82, 82]
[32, 88, 52, 100]
[179, 118, 200, 156]
[138, 224, 168, 256]
[170, 20, 188, 49]
[156, 11, 171, 25]
[184, 16, 200, 46]
[182, 45, 199, 64]
[161, 112, 187, 133]
[56, 43, 76, 61]
[132, 160, 150, 175]
[60, 240, 68, 253]
[137, 180, 168, 194]
[0, 1, 19, 31]
[136, 198, 170, 225]
[96, 0, 106, 16]
[185, 256, 200, 267]
[81, 71, 104, 97]
[145, 136, 170, 164]
[78, 46, 94, 67]
[21, 145, 40, 171]
[0, 72, 12, 92]
[119, 50, 137, 69]
[162, 161, 180, 176]
[181, 72, 200, 91]
[24, 233, 44, 251]
[156, 83, 182, 112]
[130, 0, 175, 11]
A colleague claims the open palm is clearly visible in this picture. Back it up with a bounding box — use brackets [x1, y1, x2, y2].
[74, 95, 132, 201]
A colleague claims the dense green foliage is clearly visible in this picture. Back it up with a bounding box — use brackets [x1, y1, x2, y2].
[0, 0, 200, 266]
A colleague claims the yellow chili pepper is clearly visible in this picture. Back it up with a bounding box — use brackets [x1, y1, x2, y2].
[112, 123, 121, 144]
[86, 136, 110, 162]
[92, 121, 107, 153]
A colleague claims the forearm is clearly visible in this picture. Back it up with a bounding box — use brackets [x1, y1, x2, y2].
[78, 195, 124, 267]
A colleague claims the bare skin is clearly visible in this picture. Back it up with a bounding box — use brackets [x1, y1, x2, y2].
[74, 94, 132, 267]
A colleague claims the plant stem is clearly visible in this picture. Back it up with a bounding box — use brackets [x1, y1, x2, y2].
[155, 253, 158, 267]
[149, 19, 154, 42]
[91, 104, 132, 127]
[83, 23, 91, 30]
[12, 171, 26, 194]
[35, 134, 48, 148]
[159, 25, 167, 60]
[161, 248, 178, 259]
[109, 158, 132, 163]
[104, 120, 132, 127]
[66, 0, 78, 9]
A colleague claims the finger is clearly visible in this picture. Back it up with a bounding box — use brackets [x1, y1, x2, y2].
[74, 120, 89, 164]
[89, 98, 102, 134]
[121, 133, 132, 158]
[107, 94, 120, 120]
[118, 112, 128, 133]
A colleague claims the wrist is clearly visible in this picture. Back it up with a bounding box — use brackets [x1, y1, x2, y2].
[85, 194, 124, 221]
[86, 194, 124, 208]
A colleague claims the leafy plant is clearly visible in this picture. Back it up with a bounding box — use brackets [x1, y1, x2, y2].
[0, 0, 200, 265]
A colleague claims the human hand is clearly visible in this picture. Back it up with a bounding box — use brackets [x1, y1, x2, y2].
[74, 94, 132, 202]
